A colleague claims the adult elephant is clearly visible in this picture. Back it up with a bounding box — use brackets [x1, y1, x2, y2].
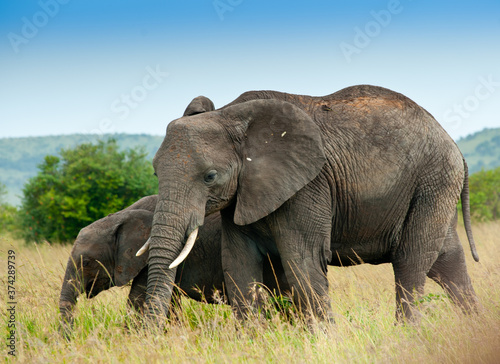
[59, 195, 287, 335]
[145, 85, 479, 327]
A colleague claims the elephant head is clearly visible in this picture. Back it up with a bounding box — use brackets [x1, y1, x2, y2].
[59, 208, 152, 333]
[145, 97, 325, 323]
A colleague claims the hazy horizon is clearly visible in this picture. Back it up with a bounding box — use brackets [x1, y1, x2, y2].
[0, 126, 497, 143]
[1, 0, 499, 141]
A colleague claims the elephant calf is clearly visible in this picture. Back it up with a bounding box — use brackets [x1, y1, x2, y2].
[59, 195, 286, 333]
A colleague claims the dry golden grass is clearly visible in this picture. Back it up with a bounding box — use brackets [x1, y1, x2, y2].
[1, 221, 499, 363]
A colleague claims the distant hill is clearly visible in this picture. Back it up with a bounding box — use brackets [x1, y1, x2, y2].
[0, 134, 163, 206]
[1, 129, 499, 206]
[456, 128, 500, 174]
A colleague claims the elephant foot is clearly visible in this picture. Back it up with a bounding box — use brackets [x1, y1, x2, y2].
[59, 321, 73, 341]
[395, 300, 423, 326]
[123, 310, 145, 333]
[305, 315, 336, 338]
[58, 311, 74, 340]
[462, 294, 483, 315]
[446, 286, 482, 315]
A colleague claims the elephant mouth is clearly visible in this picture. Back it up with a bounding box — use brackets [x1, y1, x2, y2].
[85, 278, 112, 298]
[85, 282, 98, 298]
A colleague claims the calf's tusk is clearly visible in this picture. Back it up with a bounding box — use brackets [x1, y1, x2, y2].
[136, 238, 150, 256]
[169, 228, 199, 269]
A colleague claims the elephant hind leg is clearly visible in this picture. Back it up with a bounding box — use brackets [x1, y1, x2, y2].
[392, 256, 435, 323]
[392, 188, 457, 323]
[427, 228, 479, 313]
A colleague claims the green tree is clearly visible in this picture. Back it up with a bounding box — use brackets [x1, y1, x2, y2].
[467, 167, 500, 221]
[0, 182, 7, 202]
[0, 182, 19, 233]
[19, 139, 158, 243]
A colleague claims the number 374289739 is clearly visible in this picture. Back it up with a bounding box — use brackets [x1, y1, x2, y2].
[8, 250, 16, 301]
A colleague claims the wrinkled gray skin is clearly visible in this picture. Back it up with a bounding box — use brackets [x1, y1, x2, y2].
[146, 85, 480, 327]
[59, 195, 286, 335]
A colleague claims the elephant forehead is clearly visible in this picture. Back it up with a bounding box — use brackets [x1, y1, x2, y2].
[76, 225, 97, 240]
[167, 117, 226, 144]
[76, 224, 110, 245]
[157, 119, 231, 167]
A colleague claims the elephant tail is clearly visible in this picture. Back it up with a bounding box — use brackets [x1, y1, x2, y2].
[461, 159, 480, 262]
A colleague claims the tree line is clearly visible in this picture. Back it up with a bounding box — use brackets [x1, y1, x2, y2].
[0, 138, 499, 243]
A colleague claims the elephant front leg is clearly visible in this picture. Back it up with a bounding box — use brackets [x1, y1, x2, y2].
[128, 267, 148, 313]
[221, 217, 265, 320]
[271, 219, 335, 328]
[278, 248, 335, 328]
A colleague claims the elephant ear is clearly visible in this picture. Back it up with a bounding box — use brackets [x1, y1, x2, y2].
[113, 209, 152, 286]
[225, 99, 326, 226]
[183, 96, 215, 116]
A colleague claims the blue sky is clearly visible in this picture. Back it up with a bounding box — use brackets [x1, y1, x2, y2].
[1, 0, 499, 140]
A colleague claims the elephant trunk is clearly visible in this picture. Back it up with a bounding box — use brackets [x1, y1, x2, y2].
[144, 207, 189, 325]
[58, 259, 81, 338]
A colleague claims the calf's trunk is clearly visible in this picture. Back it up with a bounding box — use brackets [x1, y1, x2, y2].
[58, 260, 81, 338]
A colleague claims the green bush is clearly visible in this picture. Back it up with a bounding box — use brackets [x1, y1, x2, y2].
[0, 182, 19, 232]
[467, 166, 500, 221]
[19, 139, 158, 243]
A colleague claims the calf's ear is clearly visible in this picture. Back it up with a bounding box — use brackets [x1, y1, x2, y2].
[113, 210, 152, 286]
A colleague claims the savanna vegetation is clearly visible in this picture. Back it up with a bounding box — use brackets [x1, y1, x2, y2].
[0, 183, 17, 233]
[1, 220, 499, 362]
[467, 167, 500, 221]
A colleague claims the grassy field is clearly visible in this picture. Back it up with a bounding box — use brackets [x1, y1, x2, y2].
[1, 221, 499, 363]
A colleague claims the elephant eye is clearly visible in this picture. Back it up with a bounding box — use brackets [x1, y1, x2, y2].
[81, 259, 92, 267]
[204, 170, 218, 184]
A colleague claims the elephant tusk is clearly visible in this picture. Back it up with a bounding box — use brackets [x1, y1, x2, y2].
[136, 238, 150, 256]
[169, 228, 199, 269]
